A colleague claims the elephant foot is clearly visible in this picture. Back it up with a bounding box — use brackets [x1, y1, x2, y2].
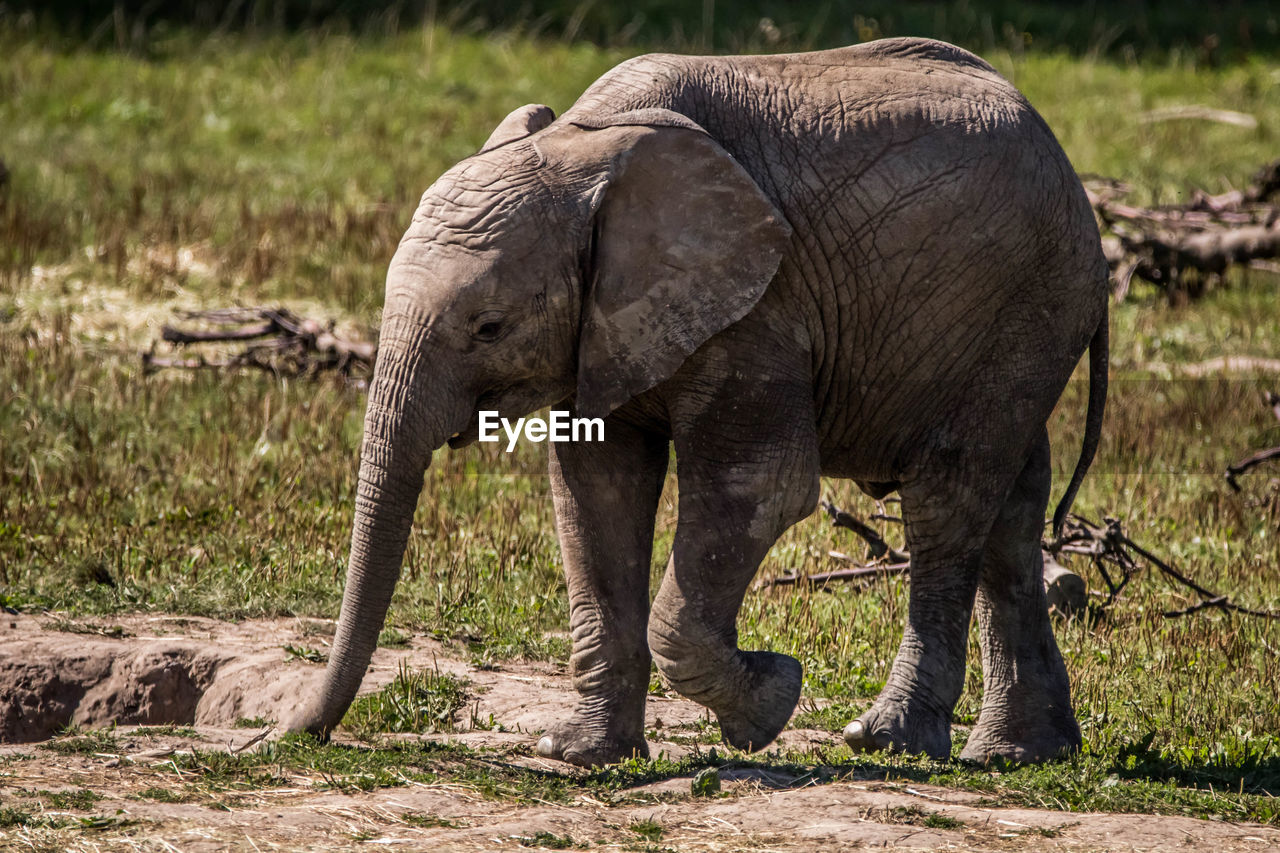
[535, 716, 649, 768]
[714, 651, 803, 752]
[959, 705, 1081, 765]
[843, 697, 951, 759]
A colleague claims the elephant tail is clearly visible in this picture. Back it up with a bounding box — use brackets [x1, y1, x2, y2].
[1051, 315, 1109, 538]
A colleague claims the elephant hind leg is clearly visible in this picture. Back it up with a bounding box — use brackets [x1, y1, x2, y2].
[844, 436, 1046, 760]
[843, 484, 990, 759]
[960, 430, 1081, 764]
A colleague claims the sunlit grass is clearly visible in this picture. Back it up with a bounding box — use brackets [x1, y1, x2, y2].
[344, 662, 470, 738]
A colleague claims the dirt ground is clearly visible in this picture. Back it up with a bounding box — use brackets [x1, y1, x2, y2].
[1, 614, 1278, 852]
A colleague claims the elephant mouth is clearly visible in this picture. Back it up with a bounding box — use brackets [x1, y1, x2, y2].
[446, 412, 480, 448]
[446, 394, 497, 449]
[447, 424, 478, 449]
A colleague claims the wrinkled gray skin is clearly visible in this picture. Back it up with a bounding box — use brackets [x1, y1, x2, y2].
[285, 38, 1109, 767]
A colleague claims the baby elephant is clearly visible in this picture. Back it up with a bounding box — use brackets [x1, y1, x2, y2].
[287, 37, 1108, 767]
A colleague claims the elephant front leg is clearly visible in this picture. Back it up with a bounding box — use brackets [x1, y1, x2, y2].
[647, 416, 821, 752]
[537, 417, 668, 768]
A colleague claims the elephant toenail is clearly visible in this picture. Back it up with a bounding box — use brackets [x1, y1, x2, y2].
[843, 720, 867, 748]
[536, 736, 556, 757]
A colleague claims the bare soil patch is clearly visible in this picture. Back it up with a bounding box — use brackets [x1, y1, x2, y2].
[1, 614, 1277, 851]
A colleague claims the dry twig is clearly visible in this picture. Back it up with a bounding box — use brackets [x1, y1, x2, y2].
[143, 307, 375, 378]
[1225, 391, 1280, 492]
[765, 562, 908, 588]
[769, 502, 1279, 622]
[819, 499, 909, 563]
[1050, 514, 1280, 620]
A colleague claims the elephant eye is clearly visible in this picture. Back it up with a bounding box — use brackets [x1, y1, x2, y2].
[472, 315, 506, 342]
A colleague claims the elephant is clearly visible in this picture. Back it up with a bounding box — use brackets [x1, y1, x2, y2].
[286, 36, 1108, 767]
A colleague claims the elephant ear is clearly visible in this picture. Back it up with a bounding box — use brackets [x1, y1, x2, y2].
[479, 104, 556, 153]
[566, 110, 792, 419]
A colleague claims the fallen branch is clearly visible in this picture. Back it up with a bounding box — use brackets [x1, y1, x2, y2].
[820, 499, 909, 563]
[1162, 596, 1229, 618]
[1227, 447, 1280, 492]
[1192, 159, 1280, 212]
[1225, 391, 1280, 492]
[143, 307, 375, 379]
[1150, 356, 1280, 377]
[773, 502, 1279, 621]
[1057, 514, 1280, 620]
[765, 502, 1087, 614]
[766, 562, 908, 588]
[1139, 105, 1258, 129]
[1087, 159, 1280, 300]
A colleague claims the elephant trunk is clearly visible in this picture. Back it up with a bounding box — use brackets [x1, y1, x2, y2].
[288, 314, 450, 737]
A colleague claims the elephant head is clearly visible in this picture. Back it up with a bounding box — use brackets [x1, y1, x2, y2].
[286, 103, 791, 737]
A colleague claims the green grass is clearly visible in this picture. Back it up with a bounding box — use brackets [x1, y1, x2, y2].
[875, 805, 965, 829]
[13, 789, 102, 811]
[629, 817, 664, 842]
[283, 644, 327, 663]
[131, 724, 201, 738]
[2, 13, 1280, 827]
[133, 786, 192, 804]
[378, 625, 411, 647]
[40, 727, 122, 756]
[0, 805, 133, 832]
[402, 812, 463, 828]
[343, 662, 471, 738]
[8, 733, 1278, 825]
[232, 715, 272, 729]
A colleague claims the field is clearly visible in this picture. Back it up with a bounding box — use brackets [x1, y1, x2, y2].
[3, 3, 1280, 849]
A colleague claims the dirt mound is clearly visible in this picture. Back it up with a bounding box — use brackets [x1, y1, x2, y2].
[0, 613, 717, 748]
[0, 637, 224, 741]
[0, 615, 327, 742]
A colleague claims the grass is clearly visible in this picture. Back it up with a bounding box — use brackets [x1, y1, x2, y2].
[876, 805, 965, 829]
[0, 805, 133, 832]
[2, 7, 1280, 831]
[7, 733, 1278, 826]
[402, 812, 463, 828]
[40, 727, 122, 756]
[12, 789, 101, 811]
[130, 724, 200, 738]
[629, 817, 664, 842]
[132, 786, 191, 804]
[232, 715, 271, 729]
[378, 625, 411, 647]
[517, 831, 579, 849]
[343, 661, 471, 738]
[282, 643, 327, 663]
